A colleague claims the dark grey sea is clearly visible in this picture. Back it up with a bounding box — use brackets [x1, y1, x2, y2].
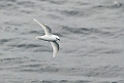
[0, 0, 124, 83]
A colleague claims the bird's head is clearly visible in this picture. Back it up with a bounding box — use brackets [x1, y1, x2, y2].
[55, 35, 60, 41]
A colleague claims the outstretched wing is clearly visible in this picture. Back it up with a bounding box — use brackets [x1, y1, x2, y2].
[50, 41, 59, 57]
[33, 18, 51, 35]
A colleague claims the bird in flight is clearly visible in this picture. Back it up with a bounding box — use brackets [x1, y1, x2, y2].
[33, 18, 60, 57]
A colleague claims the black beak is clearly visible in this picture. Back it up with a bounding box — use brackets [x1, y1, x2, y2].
[58, 39, 60, 41]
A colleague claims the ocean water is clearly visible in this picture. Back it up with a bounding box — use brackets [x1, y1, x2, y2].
[0, 0, 124, 83]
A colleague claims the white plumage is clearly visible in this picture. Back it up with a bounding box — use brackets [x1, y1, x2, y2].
[34, 18, 60, 57]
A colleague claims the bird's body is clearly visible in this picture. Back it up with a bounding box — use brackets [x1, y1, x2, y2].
[34, 18, 60, 57]
[36, 35, 59, 42]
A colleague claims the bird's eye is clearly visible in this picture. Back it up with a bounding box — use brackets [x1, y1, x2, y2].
[56, 38, 60, 41]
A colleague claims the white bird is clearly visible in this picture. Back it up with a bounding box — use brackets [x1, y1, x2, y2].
[33, 18, 60, 57]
